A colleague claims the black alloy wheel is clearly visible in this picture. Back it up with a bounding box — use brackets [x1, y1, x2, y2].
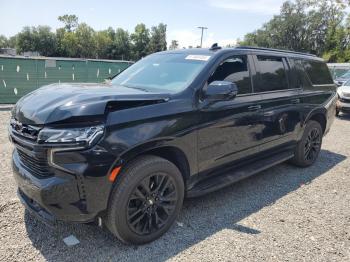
[304, 127, 321, 162]
[106, 155, 184, 244]
[127, 173, 178, 235]
[290, 120, 323, 167]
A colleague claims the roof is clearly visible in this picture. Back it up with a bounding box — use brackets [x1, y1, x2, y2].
[159, 45, 322, 61]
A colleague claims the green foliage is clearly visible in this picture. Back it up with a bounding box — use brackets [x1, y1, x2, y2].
[60, 31, 79, 57]
[7, 36, 17, 48]
[75, 23, 97, 58]
[131, 23, 150, 60]
[112, 28, 131, 60]
[35, 26, 57, 56]
[58, 14, 79, 32]
[0, 35, 8, 48]
[8, 15, 168, 61]
[16, 26, 56, 56]
[169, 40, 179, 50]
[95, 30, 113, 59]
[148, 23, 167, 53]
[240, 0, 350, 62]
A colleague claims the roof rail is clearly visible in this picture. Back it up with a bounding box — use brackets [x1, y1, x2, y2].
[236, 46, 317, 57]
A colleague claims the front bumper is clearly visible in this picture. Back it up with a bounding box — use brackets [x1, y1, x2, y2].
[337, 100, 350, 112]
[11, 139, 116, 224]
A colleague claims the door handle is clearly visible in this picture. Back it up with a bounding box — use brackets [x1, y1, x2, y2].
[248, 105, 261, 111]
[291, 98, 300, 104]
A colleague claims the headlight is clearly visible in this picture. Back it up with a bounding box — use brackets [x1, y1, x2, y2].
[37, 125, 104, 147]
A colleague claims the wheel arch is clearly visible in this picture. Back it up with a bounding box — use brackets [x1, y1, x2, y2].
[305, 109, 327, 134]
[113, 142, 192, 185]
[309, 113, 327, 134]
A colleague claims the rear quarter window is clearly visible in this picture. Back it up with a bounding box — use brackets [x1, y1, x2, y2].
[303, 60, 333, 85]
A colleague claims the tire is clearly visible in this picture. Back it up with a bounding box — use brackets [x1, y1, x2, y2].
[106, 155, 184, 245]
[290, 120, 323, 167]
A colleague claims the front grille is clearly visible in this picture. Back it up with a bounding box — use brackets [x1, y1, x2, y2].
[343, 92, 350, 98]
[17, 149, 52, 178]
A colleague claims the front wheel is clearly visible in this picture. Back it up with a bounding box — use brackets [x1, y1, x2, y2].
[290, 120, 323, 167]
[106, 155, 184, 245]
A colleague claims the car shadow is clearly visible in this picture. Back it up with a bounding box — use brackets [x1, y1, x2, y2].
[24, 149, 346, 262]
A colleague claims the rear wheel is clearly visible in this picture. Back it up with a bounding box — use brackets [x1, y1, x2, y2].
[106, 155, 184, 244]
[290, 120, 323, 167]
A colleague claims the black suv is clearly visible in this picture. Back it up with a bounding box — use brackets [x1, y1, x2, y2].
[9, 46, 337, 244]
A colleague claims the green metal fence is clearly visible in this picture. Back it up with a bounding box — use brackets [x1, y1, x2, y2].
[0, 56, 132, 103]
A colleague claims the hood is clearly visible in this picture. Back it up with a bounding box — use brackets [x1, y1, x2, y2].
[337, 85, 350, 97]
[13, 83, 170, 125]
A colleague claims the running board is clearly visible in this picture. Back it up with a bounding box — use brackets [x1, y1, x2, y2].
[187, 150, 294, 198]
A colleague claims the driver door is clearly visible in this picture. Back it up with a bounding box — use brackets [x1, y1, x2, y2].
[197, 54, 264, 173]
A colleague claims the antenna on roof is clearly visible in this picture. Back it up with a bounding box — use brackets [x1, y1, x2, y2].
[210, 43, 221, 51]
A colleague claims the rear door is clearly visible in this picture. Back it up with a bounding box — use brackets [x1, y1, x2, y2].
[252, 54, 302, 151]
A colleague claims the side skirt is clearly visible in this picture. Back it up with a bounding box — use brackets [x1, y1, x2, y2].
[186, 150, 294, 198]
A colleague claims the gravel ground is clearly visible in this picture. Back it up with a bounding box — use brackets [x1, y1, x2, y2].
[0, 108, 349, 262]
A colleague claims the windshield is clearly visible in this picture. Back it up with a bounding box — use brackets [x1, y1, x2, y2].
[344, 79, 350, 86]
[111, 53, 209, 93]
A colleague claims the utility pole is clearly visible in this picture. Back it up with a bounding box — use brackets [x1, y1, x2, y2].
[197, 26, 208, 48]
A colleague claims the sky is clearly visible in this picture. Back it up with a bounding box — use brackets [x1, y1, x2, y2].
[0, 0, 285, 48]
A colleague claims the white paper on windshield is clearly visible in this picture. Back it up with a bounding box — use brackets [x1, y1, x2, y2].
[185, 55, 211, 61]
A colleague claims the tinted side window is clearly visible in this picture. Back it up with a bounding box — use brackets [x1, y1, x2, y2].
[293, 59, 312, 88]
[303, 60, 333, 85]
[208, 55, 252, 94]
[255, 55, 289, 92]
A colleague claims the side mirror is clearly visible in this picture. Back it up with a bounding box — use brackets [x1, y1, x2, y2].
[203, 81, 238, 101]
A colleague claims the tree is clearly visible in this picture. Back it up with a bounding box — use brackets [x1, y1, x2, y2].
[75, 23, 96, 58]
[131, 23, 150, 60]
[112, 28, 131, 60]
[148, 23, 167, 53]
[60, 31, 79, 57]
[95, 30, 113, 59]
[169, 40, 179, 50]
[35, 26, 57, 56]
[239, 0, 347, 58]
[55, 28, 68, 56]
[16, 26, 57, 56]
[7, 36, 17, 48]
[58, 14, 79, 32]
[16, 27, 37, 53]
[0, 35, 8, 48]
[7, 15, 169, 60]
